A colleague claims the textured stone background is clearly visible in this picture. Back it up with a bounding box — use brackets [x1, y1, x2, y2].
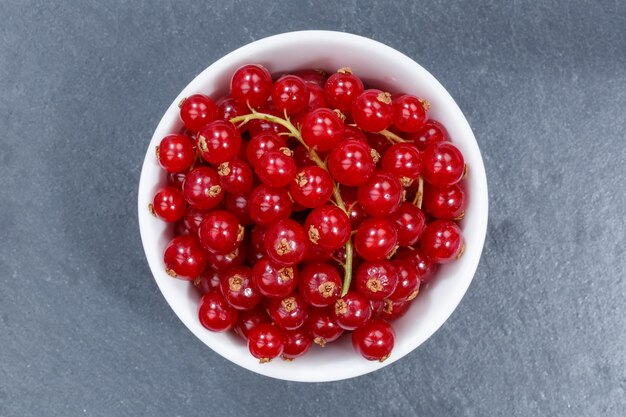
[1, 1, 625, 416]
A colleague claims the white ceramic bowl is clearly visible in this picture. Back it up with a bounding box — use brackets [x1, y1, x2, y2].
[138, 30, 488, 382]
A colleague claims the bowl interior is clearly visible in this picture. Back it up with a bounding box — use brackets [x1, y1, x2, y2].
[138, 31, 488, 382]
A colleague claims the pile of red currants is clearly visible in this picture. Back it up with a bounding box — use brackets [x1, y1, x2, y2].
[150, 64, 467, 363]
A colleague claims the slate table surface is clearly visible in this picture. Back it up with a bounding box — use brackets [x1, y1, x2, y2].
[1, 1, 625, 416]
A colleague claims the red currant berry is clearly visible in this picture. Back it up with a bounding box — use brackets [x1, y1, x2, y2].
[381, 299, 412, 320]
[407, 119, 448, 151]
[292, 145, 317, 167]
[423, 183, 466, 220]
[333, 291, 372, 330]
[354, 218, 398, 261]
[252, 258, 298, 298]
[289, 166, 333, 208]
[357, 171, 403, 217]
[255, 149, 297, 188]
[263, 218, 307, 266]
[207, 246, 245, 271]
[179, 94, 217, 132]
[420, 219, 464, 263]
[163, 235, 207, 280]
[381, 142, 422, 184]
[421, 142, 465, 186]
[352, 318, 395, 361]
[197, 120, 242, 165]
[182, 207, 209, 234]
[304, 205, 351, 250]
[198, 210, 243, 254]
[305, 84, 328, 111]
[306, 308, 344, 346]
[292, 68, 327, 87]
[223, 193, 254, 226]
[352, 89, 393, 132]
[340, 187, 368, 228]
[157, 134, 195, 173]
[328, 140, 375, 186]
[271, 75, 309, 115]
[394, 247, 438, 283]
[391, 202, 426, 246]
[282, 328, 313, 360]
[198, 291, 238, 332]
[343, 125, 368, 143]
[248, 184, 293, 226]
[193, 268, 221, 295]
[324, 68, 364, 113]
[183, 166, 224, 209]
[299, 263, 342, 307]
[388, 260, 421, 302]
[301, 108, 345, 152]
[246, 132, 286, 168]
[355, 261, 398, 301]
[217, 160, 253, 195]
[220, 266, 262, 310]
[392, 94, 427, 133]
[216, 95, 249, 124]
[267, 294, 309, 330]
[301, 242, 334, 265]
[246, 225, 267, 263]
[247, 323, 285, 363]
[230, 64, 273, 108]
[168, 171, 187, 189]
[233, 307, 270, 340]
[247, 103, 288, 136]
[151, 186, 187, 222]
[366, 132, 391, 160]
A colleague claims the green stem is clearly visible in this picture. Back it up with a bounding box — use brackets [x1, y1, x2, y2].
[379, 129, 407, 144]
[230, 111, 354, 295]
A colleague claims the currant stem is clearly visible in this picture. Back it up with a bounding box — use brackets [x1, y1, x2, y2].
[379, 129, 407, 144]
[412, 175, 424, 209]
[229, 111, 355, 295]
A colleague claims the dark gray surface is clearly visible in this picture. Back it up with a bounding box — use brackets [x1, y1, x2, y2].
[1, 0, 625, 415]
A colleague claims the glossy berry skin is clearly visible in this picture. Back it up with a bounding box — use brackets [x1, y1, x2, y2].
[183, 166, 224, 210]
[357, 171, 403, 217]
[328, 140, 375, 186]
[289, 166, 333, 209]
[163, 236, 207, 280]
[223, 193, 254, 226]
[354, 218, 398, 261]
[306, 308, 344, 346]
[381, 299, 411, 320]
[220, 266, 262, 310]
[392, 94, 427, 133]
[421, 142, 465, 186]
[207, 246, 245, 271]
[198, 210, 243, 254]
[246, 133, 285, 168]
[324, 69, 365, 113]
[305, 84, 328, 111]
[352, 319, 395, 361]
[292, 145, 316, 167]
[256, 149, 297, 187]
[301, 242, 334, 265]
[366, 132, 391, 160]
[217, 160, 253, 195]
[168, 171, 187, 189]
[252, 258, 298, 298]
[391, 202, 426, 246]
[194, 268, 221, 294]
[282, 328, 313, 360]
[183, 207, 210, 234]
[272, 75, 309, 115]
[151, 186, 187, 222]
[230, 64, 273, 108]
[247, 323, 285, 363]
[157, 134, 195, 173]
[179, 94, 217, 132]
[341, 187, 368, 228]
[267, 294, 309, 330]
[248, 185, 292, 226]
[300, 108, 345, 152]
[420, 220, 464, 263]
[423, 183, 466, 219]
[355, 261, 399, 301]
[343, 125, 368, 143]
[293, 69, 327, 87]
[333, 291, 372, 331]
[216, 95, 248, 124]
[198, 291, 238, 332]
[233, 307, 270, 340]
[263, 219, 307, 266]
[352, 89, 394, 132]
[388, 260, 421, 302]
[381, 142, 423, 182]
[407, 119, 448, 151]
[197, 120, 242, 165]
[304, 205, 351, 251]
[299, 263, 342, 307]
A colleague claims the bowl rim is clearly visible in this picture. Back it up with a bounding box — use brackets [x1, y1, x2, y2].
[138, 30, 489, 382]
